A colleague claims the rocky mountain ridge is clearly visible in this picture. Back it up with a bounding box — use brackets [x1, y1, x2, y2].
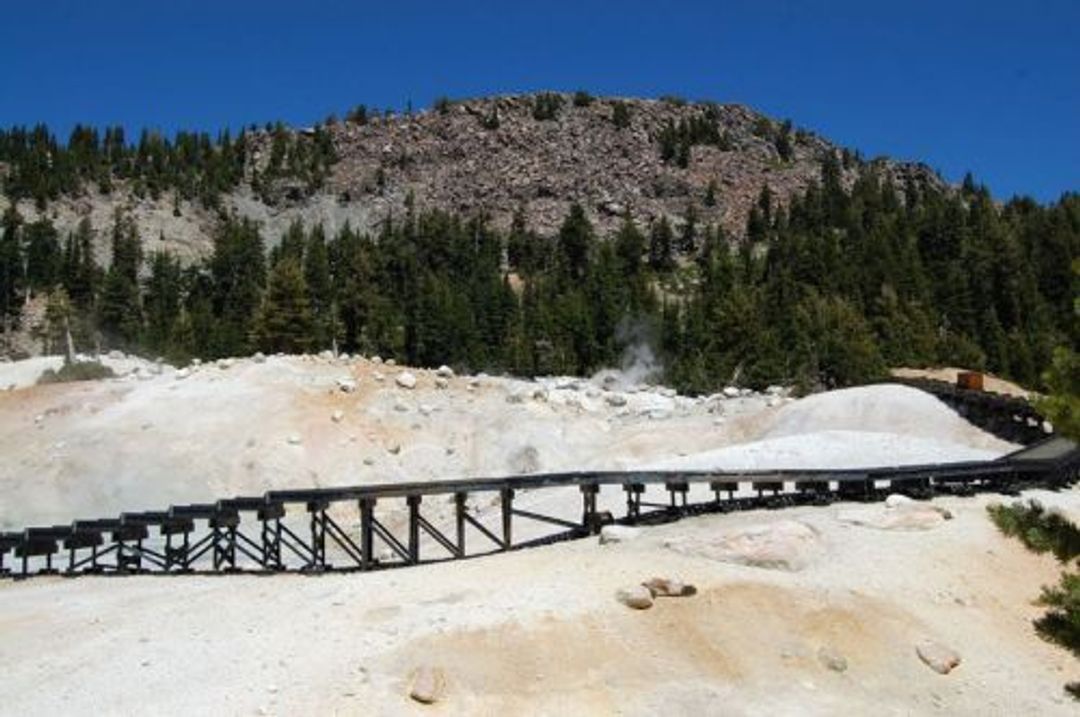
[0, 93, 945, 264]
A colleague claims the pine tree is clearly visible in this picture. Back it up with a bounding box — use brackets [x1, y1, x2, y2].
[648, 217, 675, 272]
[253, 258, 314, 354]
[0, 207, 23, 330]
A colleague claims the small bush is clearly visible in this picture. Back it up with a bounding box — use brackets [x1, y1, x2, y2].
[611, 101, 632, 130]
[433, 96, 453, 115]
[532, 93, 564, 121]
[989, 501, 1080, 701]
[37, 360, 115, 384]
[572, 90, 594, 107]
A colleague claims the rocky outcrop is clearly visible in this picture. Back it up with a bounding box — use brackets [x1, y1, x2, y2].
[0, 94, 946, 265]
[665, 520, 822, 572]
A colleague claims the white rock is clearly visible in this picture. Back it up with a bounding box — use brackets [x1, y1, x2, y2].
[885, 494, 913, 508]
[336, 377, 358, 393]
[916, 640, 961, 674]
[385, 358, 396, 367]
[191, 358, 202, 366]
[287, 435, 302, 446]
[318, 350, 334, 360]
[605, 393, 628, 407]
[615, 585, 654, 610]
[107, 350, 125, 360]
[599, 525, 641, 544]
[723, 386, 740, 398]
[371, 356, 383, 365]
[331, 410, 345, 423]
[408, 665, 446, 704]
[435, 365, 454, 378]
[252, 352, 266, 363]
[434, 377, 449, 390]
[394, 401, 409, 413]
[175, 368, 191, 379]
[373, 371, 385, 383]
[419, 404, 434, 416]
[817, 646, 848, 672]
[395, 372, 417, 389]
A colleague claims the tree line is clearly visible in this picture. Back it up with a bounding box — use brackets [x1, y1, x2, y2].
[0, 157, 1076, 393]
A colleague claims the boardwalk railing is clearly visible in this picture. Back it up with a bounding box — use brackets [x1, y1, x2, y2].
[2, 435, 1077, 580]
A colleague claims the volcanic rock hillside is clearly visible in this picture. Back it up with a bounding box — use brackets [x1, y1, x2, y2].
[0, 93, 943, 262]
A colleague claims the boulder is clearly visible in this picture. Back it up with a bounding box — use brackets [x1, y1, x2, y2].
[599, 525, 641, 545]
[175, 368, 191, 380]
[916, 639, 961, 674]
[107, 349, 125, 360]
[722, 386, 740, 398]
[605, 393, 628, 407]
[386, 358, 396, 367]
[318, 350, 334, 360]
[371, 356, 383, 365]
[408, 665, 446, 704]
[615, 585, 654, 610]
[252, 352, 266, 363]
[434, 377, 449, 390]
[395, 371, 417, 389]
[642, 577, 696, 598]
[336, 377, 358, 393]
[436, 365, 454, 378]
[666, 520, 822, 572]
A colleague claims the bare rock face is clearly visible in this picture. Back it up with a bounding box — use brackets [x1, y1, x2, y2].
[916, 639, 961, 674]
[408, 665, 446, 704]
[616, 585, 654, 610]
[665, 520, 822, 572]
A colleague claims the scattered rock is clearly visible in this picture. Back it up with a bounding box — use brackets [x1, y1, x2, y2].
[331, 410, 345, 423]
[615, 585, 654, 610]
[287, 435, 302, 446]
[395, 371, 417, 389]
[418, 404, 434, 416]
[434, 377, 449, 390]
[252, 352, 266, 363]
[916, 639, 961, 675]
[318, 350, 334, 360]
[387, 444, 402, 455]
[408, 665, 446, 704]
[599, 525, 641, 545]
[817, 646, 848, 672]
[642, 577, 697, 597]
[107, 350, 125, 360]
[373, 371, 385, 382]
[436, 365, 454, 378]
[723, 386, 740, 398]
[838, 501, 952, 531]
[394, 400, 409, 413]
[386, 358, 396, 367]
[885, 493, 912, 508]
[337, 377, 358, 393]
[605, 393, 628, 407]
[175, 368, 191, 379]
[371, 356, 383, 365]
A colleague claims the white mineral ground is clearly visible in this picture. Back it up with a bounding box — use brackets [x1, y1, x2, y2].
[0, 354, 1075, 715]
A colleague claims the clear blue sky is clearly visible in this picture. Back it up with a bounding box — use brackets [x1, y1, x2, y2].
[2, 1, 1077, 201]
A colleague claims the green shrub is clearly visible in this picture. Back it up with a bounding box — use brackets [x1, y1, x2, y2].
[989, 501, 1080, 701]
[37, 360, 115, 384]
[532, 93, 564, 121]
[572, 90, 593, 107]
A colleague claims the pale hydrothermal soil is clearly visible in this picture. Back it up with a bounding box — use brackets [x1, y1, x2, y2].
[0, 492, 1076, 716]
[0, 354, 1014, 530]
[0, 355, 1073, 715]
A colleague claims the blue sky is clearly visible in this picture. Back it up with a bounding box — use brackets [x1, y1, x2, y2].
[2, 1, 1077, 201]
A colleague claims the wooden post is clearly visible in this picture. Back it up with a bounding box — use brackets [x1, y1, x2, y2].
[580, 484, 600, 533]
[359, 498, 375, 569]
[454, 492, 467, 558]
[407, 495, 421, 564]
[500, 489, 514, 550]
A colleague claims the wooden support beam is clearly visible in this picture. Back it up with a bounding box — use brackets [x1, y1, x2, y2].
[454, 492, 467, 558]
[580, 484, 600, 534]
[500, 488, 514, 550]
[359, 497, 375, 569]
[407, 495, 422, 564]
